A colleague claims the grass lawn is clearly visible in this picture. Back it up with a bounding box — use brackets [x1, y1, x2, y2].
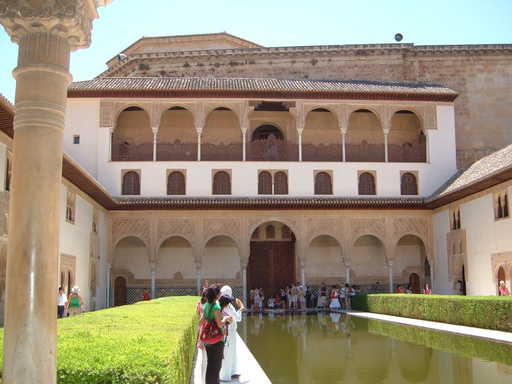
[0, 296, 199, 384]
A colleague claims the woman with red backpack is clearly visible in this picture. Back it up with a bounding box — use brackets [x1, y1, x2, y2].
[200, 284, 233, 384]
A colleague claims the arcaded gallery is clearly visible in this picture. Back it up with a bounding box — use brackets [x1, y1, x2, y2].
[1, 33, 512, 316]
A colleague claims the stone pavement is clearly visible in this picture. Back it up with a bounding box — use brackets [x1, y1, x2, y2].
[344, 310, 512, 344]
[192, 333, 271, 384]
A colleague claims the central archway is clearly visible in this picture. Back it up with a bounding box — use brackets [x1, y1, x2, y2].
[248, 221, 296, 297]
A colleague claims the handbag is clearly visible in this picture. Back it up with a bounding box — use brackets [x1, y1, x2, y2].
[199, 304, 224, 345]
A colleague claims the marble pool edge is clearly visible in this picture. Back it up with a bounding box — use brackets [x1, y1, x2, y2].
[342, 310, 512, 344]
[191, 332, 272, 384]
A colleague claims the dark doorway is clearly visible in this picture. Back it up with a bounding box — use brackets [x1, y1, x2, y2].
[248, 241, 295, 297]
[461, 266, 467, 295]
[114, 276, 127, 306]
[409, 273, 421, 294]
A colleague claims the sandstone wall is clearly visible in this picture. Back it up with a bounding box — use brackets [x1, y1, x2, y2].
[102, 45, 512, 168]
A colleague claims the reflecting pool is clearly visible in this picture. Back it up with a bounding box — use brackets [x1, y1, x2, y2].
[239, 312, 512, 384]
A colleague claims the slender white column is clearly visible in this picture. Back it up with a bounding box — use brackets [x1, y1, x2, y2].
[106, 264, 112, 308]
[430, 260, 435, 292]
[150, 262, 156, 299]
[300, 262, 306, 285]
[0, 142, 7, 191]
[196, 129, 202, 161]
[345, 266, 351, 285]
[388, 261, 394, 293]
[242, 130, 247, 161]
[242, 265, 247, 304]
[152, 128, 158, 162]
[298, 131, 303, 162]
[341, 131, 347, 162]
[384, 131, 389, 162]
[196, 263, 202, 295]
[108, 127, 114, 161]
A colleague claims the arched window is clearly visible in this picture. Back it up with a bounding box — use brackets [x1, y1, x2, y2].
[358, 172, 376, 195]
[212, 171, 231, 195]
[122, 171, 140, 195]
[314, 172, 332, 195]
[274, 171, 288, 195]
[251, 125, 284, 141]
[258, 171, 272, 195]
[281, 225, 292, 240]
[401, 173, 418, 195]
[266, 225, 276, 239]
[167, 171, 186, 195]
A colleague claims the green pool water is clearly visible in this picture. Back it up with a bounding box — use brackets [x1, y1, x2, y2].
[238, 312, 512, 384]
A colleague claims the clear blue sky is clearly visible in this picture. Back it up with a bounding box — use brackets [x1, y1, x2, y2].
[1, 0, 511, 102]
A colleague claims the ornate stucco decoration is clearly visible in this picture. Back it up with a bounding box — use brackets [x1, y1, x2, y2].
[156, 218, 195, 247]
[0, 0, 112, 50]
[350, 217, 386, 244]
[112, 217, 151, 249]
[203, 218, 241, 245]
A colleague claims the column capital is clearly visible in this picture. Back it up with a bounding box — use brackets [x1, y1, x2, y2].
[0, 0, 112, 50]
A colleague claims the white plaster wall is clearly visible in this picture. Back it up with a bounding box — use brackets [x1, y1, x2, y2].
[113, 244, 151, 279]
[59, 186, 94, 311]
[432, 209, 454, 294]
[95, 209, 109, 309]
[394, 244, 423, 280]
[65, 100, 457, 198]
[305, 246, 345, 278]
[156, 246, 196, 279]
[203, 245, 240, 280]
[434, 187, 512, 295]
[64, 99, 100, 177]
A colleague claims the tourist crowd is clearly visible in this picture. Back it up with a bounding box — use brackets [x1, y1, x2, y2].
[248, 282, 360, 311]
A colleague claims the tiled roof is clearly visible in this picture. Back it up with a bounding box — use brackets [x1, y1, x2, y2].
[68, 77, 457, 101]
[425, 144, 512, 208]
[438, 144, 512, 197]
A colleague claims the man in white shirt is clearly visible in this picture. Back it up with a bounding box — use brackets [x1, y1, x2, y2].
[57, 287, 67, 318]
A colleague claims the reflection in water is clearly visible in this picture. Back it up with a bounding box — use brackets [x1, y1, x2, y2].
[239, 313, 512, 384]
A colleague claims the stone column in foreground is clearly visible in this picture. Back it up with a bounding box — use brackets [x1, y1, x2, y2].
[0, 2, 111, 383]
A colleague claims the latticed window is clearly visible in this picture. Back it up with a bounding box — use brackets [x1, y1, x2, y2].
[274, 171, 288, 195]
[495, 192, 509, 219]
[358, 172, 376, 195]
[258, 171, 272, 194]
[167, 171, 186, 195]
[122, 171, 140, 195]
[314, 172, 332, 195]
[65, 192, 75, 224]
[401, 172, 418, 195]
[212, 171, 231, 195]
[450, 208, 461, 230]
[281, 225, 292, 239]
[5, 157, 11, 191]
[266, 225, 276, 239]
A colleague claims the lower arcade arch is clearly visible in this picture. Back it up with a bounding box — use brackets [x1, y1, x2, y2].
[112, 236, 150, 306]
[248, 221, 296, 297]
[203, 236, 241, 285]
[351, 235, 387, 291]
[305, 235, 345, 285]
[394, 234, 428, 293]
[156, 236, 195, 285]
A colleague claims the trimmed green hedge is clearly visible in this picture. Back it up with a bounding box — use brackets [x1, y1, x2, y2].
[352, 294, 512, 331]
[0, 296, 199, 384]
[368, 318, 512, 366]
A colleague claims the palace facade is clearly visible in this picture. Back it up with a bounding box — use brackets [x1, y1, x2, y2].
[0, 33, 511, 317]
